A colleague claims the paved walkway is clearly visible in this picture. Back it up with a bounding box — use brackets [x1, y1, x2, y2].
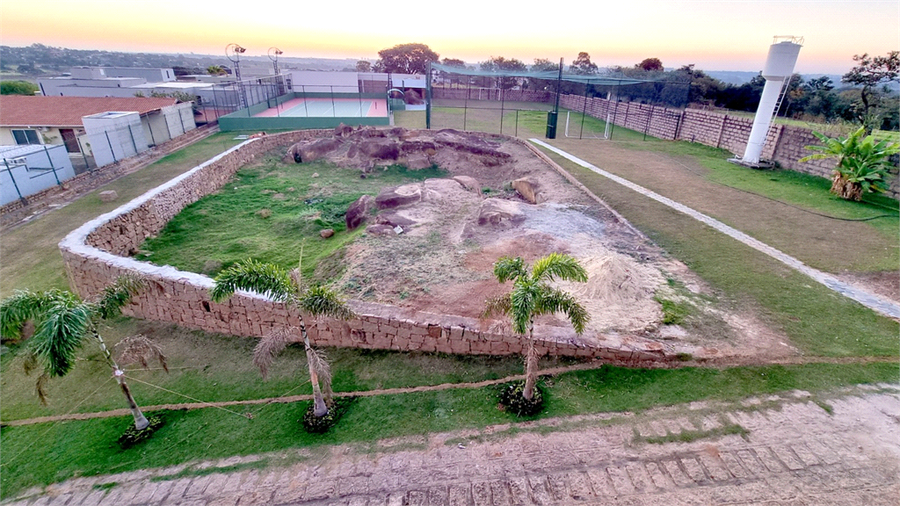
[530, 139, 900, 320]
[5, 385, 898, 505]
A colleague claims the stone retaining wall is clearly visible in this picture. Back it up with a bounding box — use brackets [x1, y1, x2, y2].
[60, 130, 682, 365]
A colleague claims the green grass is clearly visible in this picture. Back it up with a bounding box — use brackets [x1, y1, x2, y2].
[134, 155, 447, 279]
[542, 149, 898, 357]
[2, 361, 896, 498]
[0, 133, 246, 297]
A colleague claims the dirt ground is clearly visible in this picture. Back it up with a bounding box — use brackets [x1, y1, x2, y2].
[292, 128, 797, 361]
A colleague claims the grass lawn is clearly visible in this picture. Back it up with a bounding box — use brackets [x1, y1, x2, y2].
[2, 360, 896, 498]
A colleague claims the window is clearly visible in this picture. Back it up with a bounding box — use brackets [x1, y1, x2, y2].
[12, 129, 41, 145]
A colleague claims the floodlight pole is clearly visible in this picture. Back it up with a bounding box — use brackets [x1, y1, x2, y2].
[426, 62, 432, 129]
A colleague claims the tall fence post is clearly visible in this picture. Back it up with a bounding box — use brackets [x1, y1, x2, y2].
[4, 158, 26, 203]
[105, 130, 118, 163]
[127, 124, 138, 155]
[42, 145, 61, 185]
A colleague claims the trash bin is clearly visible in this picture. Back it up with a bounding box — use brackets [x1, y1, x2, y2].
[546, 111, 558, 139]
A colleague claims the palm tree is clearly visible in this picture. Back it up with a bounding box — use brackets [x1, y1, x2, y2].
[800, 127, 900, 201]
[483, 253, 590, 402]
[0, 277, 155, 429]
[211, 258, 354, 418]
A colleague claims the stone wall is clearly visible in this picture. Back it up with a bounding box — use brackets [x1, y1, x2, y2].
[60, 131, 684, 365]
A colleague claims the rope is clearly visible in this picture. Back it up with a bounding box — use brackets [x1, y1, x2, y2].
[1, 376, 114, 468]
[123, 375, 252, 419]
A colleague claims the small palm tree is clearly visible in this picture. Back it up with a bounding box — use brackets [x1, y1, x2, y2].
[800, 127, 900, 201]
[211, 258, 354, 419]
[0, 277, 157, 430]
[483, 253, 590, 402]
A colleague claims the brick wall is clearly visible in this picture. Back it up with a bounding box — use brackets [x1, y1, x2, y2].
[60, 132, 687, 365]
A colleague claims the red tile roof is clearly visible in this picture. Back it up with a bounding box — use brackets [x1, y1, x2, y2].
[0, 96, 178, 127]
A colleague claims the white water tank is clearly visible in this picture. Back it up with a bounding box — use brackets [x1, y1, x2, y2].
[739, 37, 803, 166]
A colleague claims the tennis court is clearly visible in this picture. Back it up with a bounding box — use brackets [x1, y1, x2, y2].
[254, 98, 388, 118]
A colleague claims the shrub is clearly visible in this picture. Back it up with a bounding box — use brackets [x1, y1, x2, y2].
[301, 397, 355, 433]
[498, 381, 545, 416]
[117, 416, 164, 449]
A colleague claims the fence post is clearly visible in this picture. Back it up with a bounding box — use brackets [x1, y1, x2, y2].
[105, 130, 118, 163]
[4, 158, 26, 203]
[42, 145, 61, 185]
[127, 124, 138, 155]
[178, 108, 186, 136]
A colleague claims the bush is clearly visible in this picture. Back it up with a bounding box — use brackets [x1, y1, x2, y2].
[498, 381, 545, 416]
[117, 416, 164, 449]
[301, 397, 355, 433]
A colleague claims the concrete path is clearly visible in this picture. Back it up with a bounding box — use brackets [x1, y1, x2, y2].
[529, 139, 900, 320]
[5, 384, 899, 505]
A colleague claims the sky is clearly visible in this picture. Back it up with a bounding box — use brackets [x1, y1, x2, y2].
[1, 0, 898, 75]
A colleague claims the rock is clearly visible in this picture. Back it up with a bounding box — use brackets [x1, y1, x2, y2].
[320, 229, 335, 238]
[345, 195, 375, 230]
[512, 177, 540, 204]
[365, 224, 397, 236]
[375, 212, 417, 228]
[375, 184, 422, 209]
[358, 139, 400, 160]
[311, 173, 319, 178]
[288, 138, 342, 163]
[477, 198, 525, 227]
[99, 190, 118, 202]
[404, 152, 432, 170]
[452, 176, 480, 193]
[334, 123, 353, 137]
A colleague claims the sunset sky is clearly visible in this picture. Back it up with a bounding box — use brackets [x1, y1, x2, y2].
[1, 0, 897, 74]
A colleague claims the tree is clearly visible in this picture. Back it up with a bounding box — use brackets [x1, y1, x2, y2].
[842, 51, 900, 130]
[480, 56, 527, 90]
[0, 80, 38, 95]
[206, 65, 226, 76]
[0, 277, 159, 430]
[800, 126, 900, 201]
[483, 254, 589, 406]
[571, 52, 598, 75]
[636, 58, 664, 72]
[374, 43, 439, 74]
[356, 60, 372, 72]
[441, 58, 466, 68]
[211, 258, 354, 420]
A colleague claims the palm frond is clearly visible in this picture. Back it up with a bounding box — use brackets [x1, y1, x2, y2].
[492, 256, 526, 283]
[509, 280, 538, 335]
[252, 327, 297, 379]
[1, 289, 76, 340]
[531, 253, 588, 283]
[30, 299, 92, 377]
[95, 275, 145, 320]
[116, 334, 168, 373]
[301, 284, 355, 320]
[535, 287, 590, 334]
[211, 259, 295, 303]
[482, 294, 512, 319]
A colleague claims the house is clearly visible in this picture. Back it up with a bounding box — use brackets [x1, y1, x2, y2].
[38, 67, 176, 98]
[0, 96, 196, 165]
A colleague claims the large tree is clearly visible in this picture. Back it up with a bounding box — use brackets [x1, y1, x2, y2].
[842, 51, 900, 130]
[0, 80, 38, 95]
[480, 56, 527, 90]
[483, 254, 589, 404]
[1, 277, 160, 430]
[571, 52, 598, 75]
[374, 43, 439, 74]
[211, 258, 354, 420]
[356, 60, 372, 72]
[636, 57, 664, 72]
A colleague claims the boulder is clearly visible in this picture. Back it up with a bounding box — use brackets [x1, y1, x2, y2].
[477, 198, 525, 227]
[334, 123, 353, 137]
[345, 195, 375, 230]
[453, 176, 480, 193]
[98, 190, 118, 202]
[375, 184, 422, 209]
[320, 229, 335, 239]
[404, 152, 432, 170]
[512, 177, 541, 204]
[375, 212, 417, 228]
[359, 138, 400, 160]
[288, 138, 342, 163]
[366, 224, 397, 236]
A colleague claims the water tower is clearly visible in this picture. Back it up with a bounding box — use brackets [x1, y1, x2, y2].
[734, 36, 803, 167]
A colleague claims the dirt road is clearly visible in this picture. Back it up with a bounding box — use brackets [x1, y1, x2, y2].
[6, 384, 898, 506]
